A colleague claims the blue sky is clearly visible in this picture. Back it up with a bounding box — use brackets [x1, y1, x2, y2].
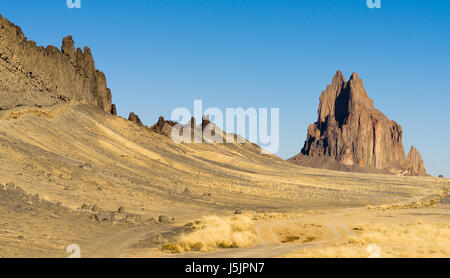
[1, 0, 449, 176]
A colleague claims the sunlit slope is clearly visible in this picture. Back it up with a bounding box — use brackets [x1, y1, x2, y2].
[0, 104, 446, 218]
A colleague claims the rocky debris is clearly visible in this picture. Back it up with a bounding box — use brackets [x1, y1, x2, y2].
[78, 163, 92, 169]
[406, 146, 428, 176]
[290, 71, 428, 176]
[202, 192, 212, 200]
[80, 204, 142, 224]
[288, 153, 384, 174]
[0, 183, 66, 214]
[91, 205, 99, 212]
[152, 234, 169, 245]
[81, 204, 99, 212]
[158, 215, 174, 223]
[128, 112, 143, 126]
[0, 15, 113, 112]
[234, 210, 242, 215]
[125, 214, 142, 224]
[94, 211, 115, 222]
[110, 104, 117, 116]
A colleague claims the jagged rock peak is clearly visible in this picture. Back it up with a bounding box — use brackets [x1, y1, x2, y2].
[292, 71, 427, 176]
[128, 112, 143, 127]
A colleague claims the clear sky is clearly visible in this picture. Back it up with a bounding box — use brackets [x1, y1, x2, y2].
[1, 0, 449, 176]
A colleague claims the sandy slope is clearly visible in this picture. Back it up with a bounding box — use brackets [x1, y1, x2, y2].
[0, 103, 448, 258]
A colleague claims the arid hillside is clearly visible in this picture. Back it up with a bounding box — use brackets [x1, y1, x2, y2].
[0, 14, 448, 258]
[0, 103, 448, 257]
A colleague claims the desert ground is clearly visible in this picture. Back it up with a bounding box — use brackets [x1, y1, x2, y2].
[0, 103, 448, 258]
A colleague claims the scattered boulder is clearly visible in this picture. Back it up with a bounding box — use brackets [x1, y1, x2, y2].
[5, 183, 17, 190]
[91, 205, 99, 212]
[83, 204, 141, 224]
[158, 215, 170, 223]
[78, 163, 92, 169]
[94, 211, 114, 222]
[80, 204, 90, 210]
[113, 212, 127, 222]
[202, 193, 212, 199]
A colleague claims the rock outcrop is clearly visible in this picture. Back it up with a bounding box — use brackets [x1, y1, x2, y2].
[110, 104, 117, 116]
[149, 116, 176, 135]
[290, 71, 428, 176]
[406, 146, 427, 176]
[128, 112, 143, 126]
[0, 14, 112, 112]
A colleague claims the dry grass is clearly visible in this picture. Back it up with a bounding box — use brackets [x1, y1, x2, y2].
[0, 103, 448, 257]
[163, 215, 258, 253]
[283, 223, 450, 258]
[273, 223, 332, 243]
[367, 188, 449, 211]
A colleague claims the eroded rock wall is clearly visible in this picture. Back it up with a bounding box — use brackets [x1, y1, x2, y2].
[0, 14, 112, 112]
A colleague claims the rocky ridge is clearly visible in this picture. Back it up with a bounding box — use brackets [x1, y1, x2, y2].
[0, 14, 112, 112]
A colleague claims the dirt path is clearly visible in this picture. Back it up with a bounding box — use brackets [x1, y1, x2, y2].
[166, 223, 345, 258]
[77, 188, 447, 258]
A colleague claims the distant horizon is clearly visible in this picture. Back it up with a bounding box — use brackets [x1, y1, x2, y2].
[1, 0, 449, 176]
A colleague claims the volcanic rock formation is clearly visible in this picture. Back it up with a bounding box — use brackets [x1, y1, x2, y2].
[128, 112, 144, 127]
[406, 146, 428, 176]
[149, 116, 177, 135]
[290, 71, 428, 176]
[110, 104, 117, 116]
[0, 14, 112, 112]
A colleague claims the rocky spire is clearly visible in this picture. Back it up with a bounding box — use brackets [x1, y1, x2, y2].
[110, 104, 117, 116]
[128, 112, 143, 127]
[293, 71, 427, 176]
[406, 146, 428, 176]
